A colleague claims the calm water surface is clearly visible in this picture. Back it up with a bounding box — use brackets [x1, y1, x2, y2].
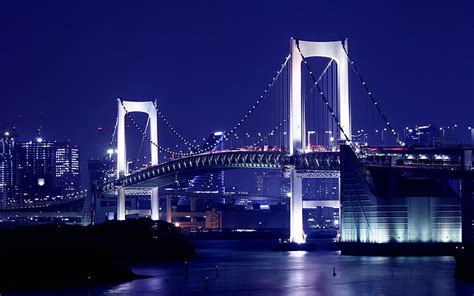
[10, 240, 474, 295]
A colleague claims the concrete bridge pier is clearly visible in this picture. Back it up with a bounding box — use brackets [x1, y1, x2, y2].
[166, 196, 172, 223]
[117, 187, 126, 221]
[290, 168, 305, 243]
[462, 150, 473, 244]
[151, 187, 159, 221]
[190, 197, 197, 222]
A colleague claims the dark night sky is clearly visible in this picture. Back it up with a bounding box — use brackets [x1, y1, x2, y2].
[0, 1, 473, 186]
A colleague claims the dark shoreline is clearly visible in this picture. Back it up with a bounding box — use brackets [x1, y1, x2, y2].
[0, 219, 195, 292]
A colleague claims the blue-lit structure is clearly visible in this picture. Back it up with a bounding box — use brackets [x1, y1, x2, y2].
[340, 145, 472, 244]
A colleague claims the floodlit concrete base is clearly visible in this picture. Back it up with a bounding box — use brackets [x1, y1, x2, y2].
[340, 242, 459, 256]
[166, 196, 172, 223]
[151, 187, 159, 221]
[117, 187, 126, 221]
[272, 241, 317, 251]
[290, 168, 305, 244]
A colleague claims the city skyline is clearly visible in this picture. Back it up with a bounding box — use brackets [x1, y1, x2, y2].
[0, 1, 472, 174]
[0, 2, 473, 294]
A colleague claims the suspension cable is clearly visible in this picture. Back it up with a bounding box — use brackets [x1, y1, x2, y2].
[195, 54, 291, 154]
[295, 40, 351, 142]
[109, 117, 118, 147]
[136, 115, 150, 159]
[152, 101, 201, 150]
[119, 100, 189, 157]
[341, 43, 402, 146]
[124, 54, 291, 157]
[250, 116, 289, 147]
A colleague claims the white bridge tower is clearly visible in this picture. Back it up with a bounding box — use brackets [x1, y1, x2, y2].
[289, 39, 351, 243]
[116, 98, 159, 221]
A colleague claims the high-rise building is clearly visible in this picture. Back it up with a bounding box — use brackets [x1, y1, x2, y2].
[0, 132, 16, 207]
[12, 137, 81, 206]
[54, 142, 80, 197]
[188, 131, 225, 195]
[88, 157, 116, 192]
[405, 124, 458, 147]
[255, 170, 287, 197]
[188, 171, 225, 194]
[302, 178, 339, 201]
[255, 171, 269, 195]
[88, 155, 116, 224]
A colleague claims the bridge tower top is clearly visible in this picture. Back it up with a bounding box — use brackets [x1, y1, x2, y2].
[289, 39, 351, 155]
[117, 99, 158, 178]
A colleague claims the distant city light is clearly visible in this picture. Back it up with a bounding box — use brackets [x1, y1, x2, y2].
[4, 131, 10, 136]
[36, 137, 43, 143]
[37, 178, 45, 187]
[107, 148, 114, 156]
[214, 131, 223, 136]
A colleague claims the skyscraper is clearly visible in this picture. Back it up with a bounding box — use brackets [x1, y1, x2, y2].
[54, 143, 80, 197]
[302, 178, 339, 201]
[188, 131, 225, 195]
[0, 132, 16, 207]
[255, 170, 286, 197]
[12, 137, 81, 206]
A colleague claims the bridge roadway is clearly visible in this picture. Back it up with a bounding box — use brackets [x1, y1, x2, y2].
[100, 150, 340, 194]
[98, 145, 473, 243]
[100, 146, 473, 195]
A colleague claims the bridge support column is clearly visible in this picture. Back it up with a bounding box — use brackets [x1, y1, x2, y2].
[117, 187, 126, 221]
[151, 187, 159, 221]
[461, 176, 472, 244]
[462, 150, 473, 244]
[166, 196, 172, 223]
[290, 168, 305, 243]
[190, 197, 197, 222]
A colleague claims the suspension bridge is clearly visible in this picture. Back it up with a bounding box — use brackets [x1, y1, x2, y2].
[98, 38, 473, 244]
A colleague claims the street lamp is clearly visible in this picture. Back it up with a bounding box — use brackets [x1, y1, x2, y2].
[325, 131, 333, 148]
[378, 128, 387, 144]
[469, 126, 473, 145]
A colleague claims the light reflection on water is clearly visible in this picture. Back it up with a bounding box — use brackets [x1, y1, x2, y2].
[8, 240, 474, 295]
[97, 240, 474, 296]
